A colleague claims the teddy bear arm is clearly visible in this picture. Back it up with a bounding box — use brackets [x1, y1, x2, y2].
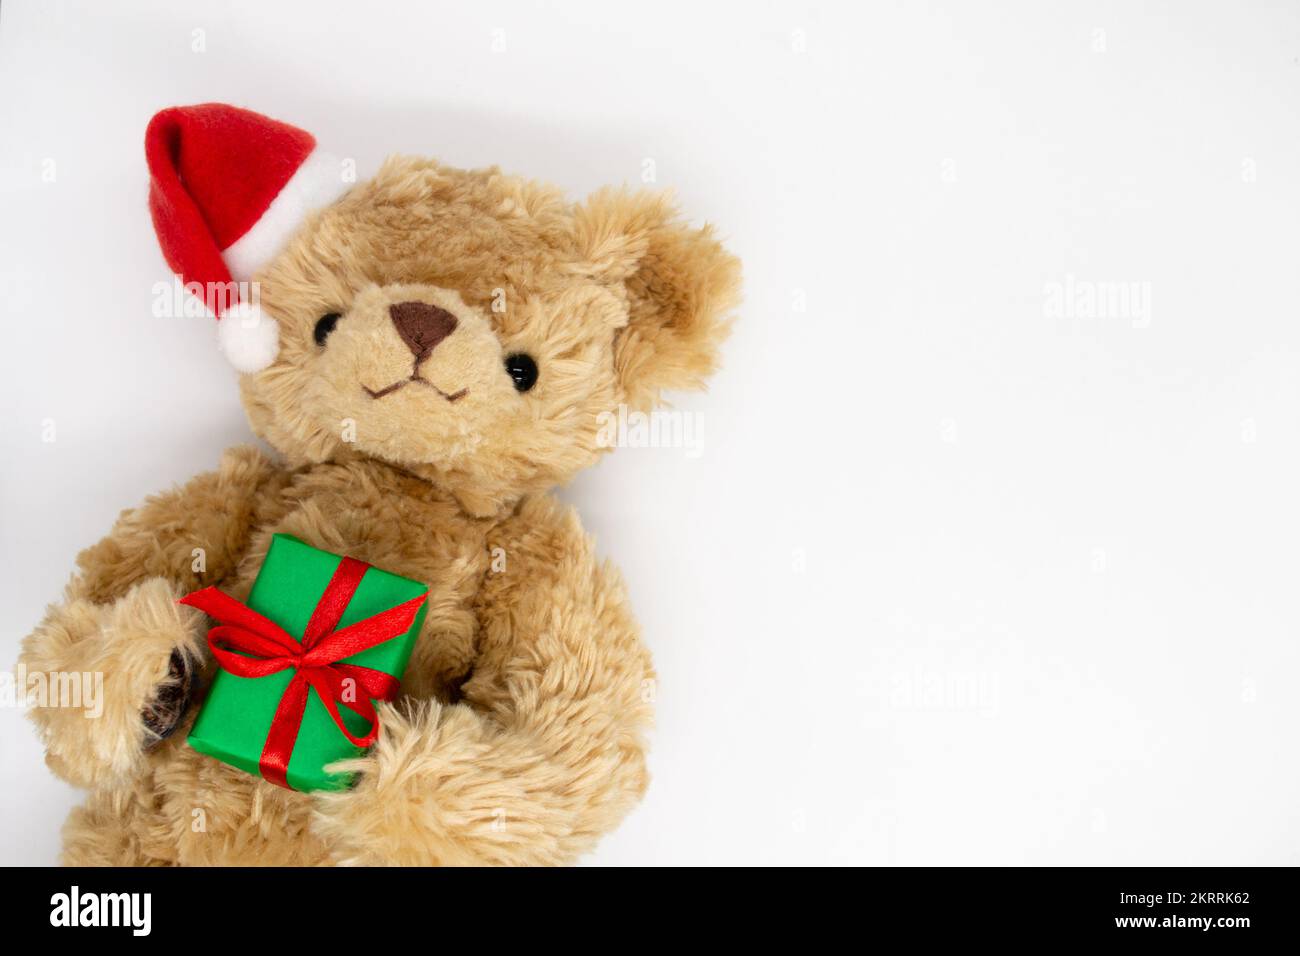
[312, 496, 654, 865]
[18, 446, 287, 789]
[70, 445, 286, 604]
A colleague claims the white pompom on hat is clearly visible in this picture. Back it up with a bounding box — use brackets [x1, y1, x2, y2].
[144, 103, 350, 373]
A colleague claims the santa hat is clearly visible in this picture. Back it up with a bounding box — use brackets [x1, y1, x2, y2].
[145, 103, 350, 372]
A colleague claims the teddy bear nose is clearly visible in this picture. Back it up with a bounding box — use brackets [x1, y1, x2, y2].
[389, 301, 458, 360]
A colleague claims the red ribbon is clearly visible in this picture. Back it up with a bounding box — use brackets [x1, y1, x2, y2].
[180, 557, 427, 790]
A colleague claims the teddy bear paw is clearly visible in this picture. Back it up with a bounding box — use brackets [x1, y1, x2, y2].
[20, 577, 208, 787]
[141, 648, 198, 746]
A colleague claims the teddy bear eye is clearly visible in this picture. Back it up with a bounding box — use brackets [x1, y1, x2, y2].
[313, 313, 341, 347]
[504, 353, 538, 392]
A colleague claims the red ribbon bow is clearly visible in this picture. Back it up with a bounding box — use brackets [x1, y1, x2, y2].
[180, 556, 427, 790]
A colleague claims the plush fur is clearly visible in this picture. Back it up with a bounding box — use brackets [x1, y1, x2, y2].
[19, 151, 740, 865]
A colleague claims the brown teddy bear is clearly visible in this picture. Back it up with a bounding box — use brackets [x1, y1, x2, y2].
[18, 103, 740, 865]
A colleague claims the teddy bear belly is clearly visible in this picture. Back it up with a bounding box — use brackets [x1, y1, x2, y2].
[145, 739, 332, 865]
[243, 468, 491, 702]
[150, 480, 491, 865]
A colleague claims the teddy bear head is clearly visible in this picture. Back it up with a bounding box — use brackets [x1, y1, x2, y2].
[147, 104, 740, 515]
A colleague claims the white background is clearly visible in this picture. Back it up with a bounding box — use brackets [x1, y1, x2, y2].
[2, 0, 1298, 866]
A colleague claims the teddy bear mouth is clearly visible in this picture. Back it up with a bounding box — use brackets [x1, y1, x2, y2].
[362, 375, 468, 403]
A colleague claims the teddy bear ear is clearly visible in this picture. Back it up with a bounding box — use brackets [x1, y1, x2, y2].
[572, 187, 741, 410]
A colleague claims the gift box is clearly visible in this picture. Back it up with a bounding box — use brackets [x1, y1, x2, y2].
[182, 534, 429, 792]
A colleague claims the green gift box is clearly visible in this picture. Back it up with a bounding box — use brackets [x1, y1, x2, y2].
[186, 534, 429, 792]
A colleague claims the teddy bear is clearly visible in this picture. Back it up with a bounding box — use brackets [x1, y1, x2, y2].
[18, 103, 740, 865]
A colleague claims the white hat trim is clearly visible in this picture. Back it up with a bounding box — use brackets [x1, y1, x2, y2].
[222, 149, 349, 283]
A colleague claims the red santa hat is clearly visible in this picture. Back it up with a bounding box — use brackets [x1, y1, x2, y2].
[145, 103, 350, 372]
